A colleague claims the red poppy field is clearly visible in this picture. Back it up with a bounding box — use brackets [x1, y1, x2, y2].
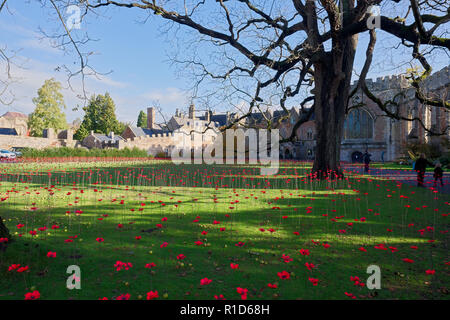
[0, 160, 448, 300]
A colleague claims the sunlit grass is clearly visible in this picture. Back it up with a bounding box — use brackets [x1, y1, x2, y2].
[0, 160, 448, 300]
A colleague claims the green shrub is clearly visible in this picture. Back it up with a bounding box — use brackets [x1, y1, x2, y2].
[438, 152, 450, 168]
[404, 142, 442, 160]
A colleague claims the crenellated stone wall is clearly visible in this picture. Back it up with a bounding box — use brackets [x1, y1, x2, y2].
[0, 128, 76, 150]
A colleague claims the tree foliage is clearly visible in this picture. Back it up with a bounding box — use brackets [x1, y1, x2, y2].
[74, 93, 123, 141]
[137, 110, 147, 128]
[29, 1, 450, 177]
[28, 78, 67, 137]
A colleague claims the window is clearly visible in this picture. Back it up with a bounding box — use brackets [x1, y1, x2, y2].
[306, 129, 313, 140]
[344, 109, 374, 139]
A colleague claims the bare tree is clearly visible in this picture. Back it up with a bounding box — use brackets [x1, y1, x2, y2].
[10, 1, 450, 177]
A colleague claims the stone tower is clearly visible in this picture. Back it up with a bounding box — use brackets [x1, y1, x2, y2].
[189, 102, 196, 119]
[147, 107, 155, 129]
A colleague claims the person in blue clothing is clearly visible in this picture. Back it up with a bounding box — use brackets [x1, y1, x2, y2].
[363, 150, 371, 173]
[433, 162, 444, 187]
[415, 153, 433, 187]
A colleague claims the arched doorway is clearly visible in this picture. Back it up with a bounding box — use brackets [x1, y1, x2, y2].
[284, 149, 291, 159]
[351, 151, 363, 163]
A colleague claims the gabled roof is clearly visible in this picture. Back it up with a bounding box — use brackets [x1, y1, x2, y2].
[198, 114, 230, 127]
[1, 111, 28, 119]
[0, 128, 18, 135]
[127, 126, 171, 137]
[91, 133, 124, 142]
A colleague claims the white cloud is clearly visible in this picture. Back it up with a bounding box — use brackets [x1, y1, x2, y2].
[0, 56, 187, 126]
[140, 87, 188, 105]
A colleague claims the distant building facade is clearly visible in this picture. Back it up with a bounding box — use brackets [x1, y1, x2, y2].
[269, 66, 449, 162]
[0, 111, 28, 136]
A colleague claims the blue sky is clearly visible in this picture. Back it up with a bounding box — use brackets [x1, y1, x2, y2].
[0, 1, 448, 124]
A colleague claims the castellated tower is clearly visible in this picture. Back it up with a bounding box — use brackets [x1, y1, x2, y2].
[147, 107, 155, 129]
[189, 102, 196, 119]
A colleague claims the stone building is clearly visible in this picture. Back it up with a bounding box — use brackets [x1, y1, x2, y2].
[82, 131, 125, 149]
[0, 127, 76, 150]
[120, 104, 224, 156]
[270, 66, 449, 161]
[0, 111, 28, 136]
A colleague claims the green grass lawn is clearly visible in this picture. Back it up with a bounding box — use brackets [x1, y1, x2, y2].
[370, 162, 448, 172]
[0, 160, 448, 300]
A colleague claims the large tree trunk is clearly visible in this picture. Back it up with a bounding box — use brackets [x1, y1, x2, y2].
[0, 217, 11, 249]
[312, 34, 358, 179]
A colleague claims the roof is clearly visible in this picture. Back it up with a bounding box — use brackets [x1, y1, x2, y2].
[91, 133, 124, 142]
[0, 128, 18, 135]
[198, 114, 231, 127]
[170, 116, 220, 130]
[1, 111, 28, 119]
[127, 126, 171, 137]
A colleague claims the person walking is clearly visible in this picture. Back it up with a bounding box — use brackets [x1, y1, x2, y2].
[363, 150, 371, 174]
[433, 162, 444, 187]
[414, 153, 433, 187]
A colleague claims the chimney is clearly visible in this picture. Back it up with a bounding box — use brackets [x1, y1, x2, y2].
[110, 131, 114, 140]
[147, 107, 155, 129]
[90, 130, 94, 135]
[205, 110, 210, 122]
[189, 102, 195, 119]
[175, 108, 180, 117]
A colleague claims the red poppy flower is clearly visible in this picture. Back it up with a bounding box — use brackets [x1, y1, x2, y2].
[277, 270, 290, 280]
[236, 287, 248, 300]
[308, 277, 319, 286]
[299, 249, 310, 256]
[24, 290, 40, 300]
[146, 291, 159, 300]
[200, 278, 212, 285]
[230, 263, 239, 269]
[17, 266, 29, 273]
[344, 292, 356, 299]
[8, 264, 21, 271]
[116, 293, 130, 300]
[282, 254, 293, 263]
[305, 262, 315, 271]
[47, 251, 56, 258]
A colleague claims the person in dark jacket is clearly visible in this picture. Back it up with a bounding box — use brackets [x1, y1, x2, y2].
[415, 153, 433, 187]
[363, 151, 371, 173]
[433, 162, 444, 187]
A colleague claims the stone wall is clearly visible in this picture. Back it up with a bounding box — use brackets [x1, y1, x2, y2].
[119, 128, 218, 157]
[0, 128, 76, 150]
